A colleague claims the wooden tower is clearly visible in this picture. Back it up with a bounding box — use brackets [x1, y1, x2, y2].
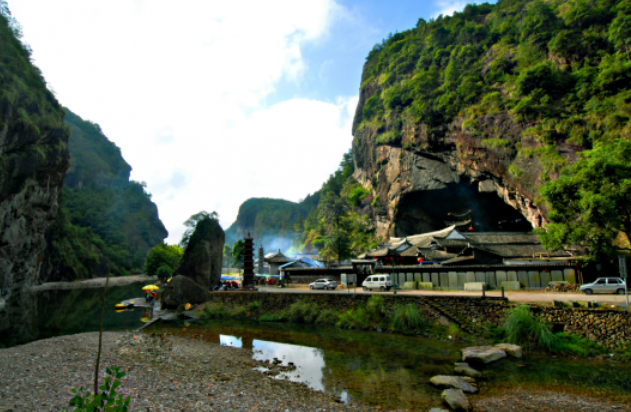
[242, 232, 255, 289]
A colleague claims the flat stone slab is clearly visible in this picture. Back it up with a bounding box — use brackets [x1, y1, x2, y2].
[494, 343, 523, 358]
[462, 346, 507, 364]
[454, 362, 482, 378]
[464, 282, 484, 291]
[442, 389, 470, 411]
[430, 375, 478, 393]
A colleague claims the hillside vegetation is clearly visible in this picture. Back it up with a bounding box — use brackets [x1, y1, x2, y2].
[41, 109, 168, 280]
[356, 0, 631, 161]
[352, 0, 631, 258]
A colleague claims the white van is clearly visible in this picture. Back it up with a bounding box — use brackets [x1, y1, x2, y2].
[362, 274, 393, 292]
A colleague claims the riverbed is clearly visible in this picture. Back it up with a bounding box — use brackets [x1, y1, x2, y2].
[2, 283, 631, 411]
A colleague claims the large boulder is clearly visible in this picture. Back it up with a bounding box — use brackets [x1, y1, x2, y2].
[430, 375, 478, 394]
[161, 275, 209, 308]
[172, 217, 224, 289]
[462, 346, 507, 364]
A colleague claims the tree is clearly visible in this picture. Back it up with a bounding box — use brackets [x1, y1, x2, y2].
[609, 12, 631, 60]
[145, 242, 183, 277]
[232, 239, 245, 269]
[222, 244, 233, 268]
[537, 139, 631, 260]
[318, 191, 353, 265]
[179, 210, 219, 250]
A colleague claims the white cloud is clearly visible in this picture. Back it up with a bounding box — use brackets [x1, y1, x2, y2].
[9, 0, 356, 244]
[433, 0, 469, 17]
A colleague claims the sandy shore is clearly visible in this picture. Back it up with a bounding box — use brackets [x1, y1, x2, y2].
[28, 275, 158, 292]
[1, 331, 629, 412]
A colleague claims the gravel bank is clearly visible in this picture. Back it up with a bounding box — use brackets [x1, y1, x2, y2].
[0, 332, 362, 411]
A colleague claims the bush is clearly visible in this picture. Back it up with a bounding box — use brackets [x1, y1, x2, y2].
[202, 302, 228, 318]
[503, 305, 558, 351]
[156, 265, 172, 280]
[316, 309, 339, 325]
[145, 242, 183, 277]
[289, 301, 320, 323]
[259, 314, 287, 322]
[550, 332, 605, 357]
[247, 300, 261, 314]
[390, 304, 427, 333]
[61, 366, 130, 411]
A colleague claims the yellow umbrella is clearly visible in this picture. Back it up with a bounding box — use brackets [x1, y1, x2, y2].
[142, 284, 159, 291]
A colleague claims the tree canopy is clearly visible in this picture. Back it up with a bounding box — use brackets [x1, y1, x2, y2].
[538, 139, 631, 260]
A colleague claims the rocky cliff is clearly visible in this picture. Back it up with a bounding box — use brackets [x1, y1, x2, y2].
[0, 13, 70, 340]
[351, 0, 627, 239]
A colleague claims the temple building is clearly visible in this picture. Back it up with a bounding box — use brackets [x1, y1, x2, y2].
[264, 250, 291, 276]
[359, 225, 577, 266]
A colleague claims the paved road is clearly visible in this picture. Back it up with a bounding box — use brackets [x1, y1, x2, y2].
[257, 285, 630, 307]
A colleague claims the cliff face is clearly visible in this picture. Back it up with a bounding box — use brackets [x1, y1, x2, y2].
[0, 14, 70, 340]
[350, 0, 623, 239]
[352, 112, 556, 238]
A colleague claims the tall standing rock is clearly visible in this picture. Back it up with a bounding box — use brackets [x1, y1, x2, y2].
[163, 216, 224, 307]
[0, 13, 70, 344]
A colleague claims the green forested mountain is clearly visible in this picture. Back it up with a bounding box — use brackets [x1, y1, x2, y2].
[225, 194, 320, 252]
[226, 151, 379, 262]
[355, 0, 631, 185]
[349, 0, 631, 258]
[40, 109, 167, 281]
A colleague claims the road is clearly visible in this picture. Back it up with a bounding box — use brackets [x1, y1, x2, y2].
[257, 284, 630, 307]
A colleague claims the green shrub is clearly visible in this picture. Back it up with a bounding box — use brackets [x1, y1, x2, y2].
[316, 309, 339, 325]
[232, 305, 247, 318]
[337, 307, 369, 329]
[289, 301, 319, 323]
[402, 281, 417, 290]
[247, 300, 261, 314]
[366, 295, 386, 320]
[503, 305, 558, 351]
[145, 242, 183, 277]
[391, 304, 427, 333]
[61, 366, 130, 411]
[418, 282, 433, 290]
[550, 333, 606, 357]
[202, 302, 228, 318]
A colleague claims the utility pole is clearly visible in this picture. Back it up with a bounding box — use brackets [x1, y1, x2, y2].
[619, 255, 629, 306]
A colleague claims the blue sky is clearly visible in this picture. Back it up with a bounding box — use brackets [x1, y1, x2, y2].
[9, 0, 485, 244]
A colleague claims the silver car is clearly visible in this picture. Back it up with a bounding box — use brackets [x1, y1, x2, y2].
[580, 277, 627, 295]
[309, 279, 337, 290]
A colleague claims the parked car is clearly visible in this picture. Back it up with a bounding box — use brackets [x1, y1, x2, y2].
[362, 274, 393, 292]
[309, 279, 338, 290]
[580, 277, 627, 295]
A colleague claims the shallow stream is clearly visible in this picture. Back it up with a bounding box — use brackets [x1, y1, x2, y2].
[148, 318, 631, 410]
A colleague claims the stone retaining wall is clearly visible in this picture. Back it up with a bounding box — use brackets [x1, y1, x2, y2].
[532, 306, 631, 349]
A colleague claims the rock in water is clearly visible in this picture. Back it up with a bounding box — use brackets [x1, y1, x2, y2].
[162, 275, 209, 307]
[430, 375, 478, 394]
[441, 389, 470, 411]
[494, 343, 523, 358]
[454, 362, 482, 378]
[172, 217, 224, 290]
[462, 346, 507, 364]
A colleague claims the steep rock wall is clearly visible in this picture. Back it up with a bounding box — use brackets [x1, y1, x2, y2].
[352, 110, 577, 238]
[0, 15, 70, 340]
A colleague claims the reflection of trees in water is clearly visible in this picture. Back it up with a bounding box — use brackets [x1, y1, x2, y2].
[0, 282, 146, 348]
